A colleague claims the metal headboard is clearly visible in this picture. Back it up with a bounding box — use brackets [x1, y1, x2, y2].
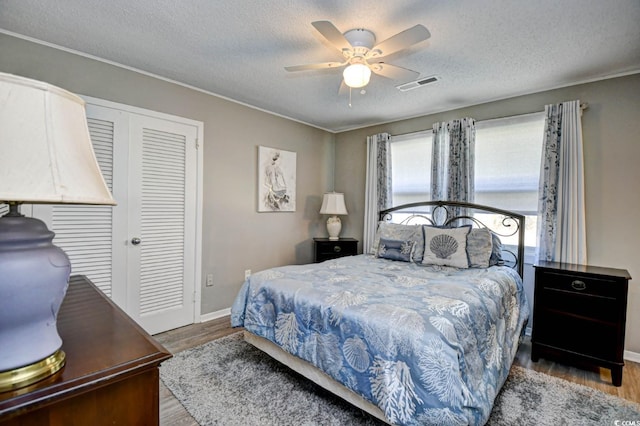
[378, 200, 526, 278]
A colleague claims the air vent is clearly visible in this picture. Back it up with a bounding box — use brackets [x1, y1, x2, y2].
[396, 76, 439, 92]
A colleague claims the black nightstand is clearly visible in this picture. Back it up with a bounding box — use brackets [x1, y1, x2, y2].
[313, 238, 358, 263]
[531, 261, 631, 386]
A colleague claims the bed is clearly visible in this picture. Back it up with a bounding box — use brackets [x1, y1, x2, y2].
[231, 201, 530, 425]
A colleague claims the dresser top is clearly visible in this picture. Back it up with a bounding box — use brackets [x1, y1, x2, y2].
[0, 275, 171, 414]
[534, 260, 631, 279]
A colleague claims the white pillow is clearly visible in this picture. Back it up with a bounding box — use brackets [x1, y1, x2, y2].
[422, 226, 470, 268]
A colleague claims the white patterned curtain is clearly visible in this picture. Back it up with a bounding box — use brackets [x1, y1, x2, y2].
[431, 122, 448, 202]
[431, 118, 475, 222]
[431, 118, 476, 202]
[536, 100, 587, 264]
[363, 132, 391, 253]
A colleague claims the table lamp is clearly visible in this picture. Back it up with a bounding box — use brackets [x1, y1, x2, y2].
[319, 192, 348, 240]
[0, 72, 116, 391]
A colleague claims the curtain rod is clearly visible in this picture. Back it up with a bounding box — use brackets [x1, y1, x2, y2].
[391, 101, 589, 138]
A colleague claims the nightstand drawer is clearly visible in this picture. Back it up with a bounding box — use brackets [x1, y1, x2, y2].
[317, 243, 348, 256]
[538, 290, 618, 323]
[313, 238, 358, 263]
[537, 270, 619, 298]
[535, 311, 618, 360]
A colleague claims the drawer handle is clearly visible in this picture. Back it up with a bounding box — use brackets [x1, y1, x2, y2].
[333, 246, 342, 253]
[571, 280, 587, 291]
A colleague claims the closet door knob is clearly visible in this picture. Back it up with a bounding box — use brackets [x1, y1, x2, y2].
[131, 237, 141, 245]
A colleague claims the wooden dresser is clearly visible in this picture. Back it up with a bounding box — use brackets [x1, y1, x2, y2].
[0, 275, 172, 425]
[531, 261, 630, 386]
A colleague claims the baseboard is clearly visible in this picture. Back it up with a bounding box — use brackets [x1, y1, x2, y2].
[200, 307, 231, 323]
[624, 350, 640, 364]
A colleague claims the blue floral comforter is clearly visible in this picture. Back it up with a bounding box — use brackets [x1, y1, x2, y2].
[231, 255, 529, 426]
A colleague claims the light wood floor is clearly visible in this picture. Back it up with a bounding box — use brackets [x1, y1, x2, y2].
[154, 317, 640, 425]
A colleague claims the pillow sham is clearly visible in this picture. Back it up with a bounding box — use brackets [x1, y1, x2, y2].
[371, 222, 425, 262]
[466, 228, 493, 268]
[422, 225, 470, 268]
[376, 237, 415, 262]
[489, 233, 505, 266]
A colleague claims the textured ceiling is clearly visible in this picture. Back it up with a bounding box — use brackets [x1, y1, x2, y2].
[1, 0, 639, 132]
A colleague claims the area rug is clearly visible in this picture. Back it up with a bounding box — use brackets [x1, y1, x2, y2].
[160, 332, 640, 425]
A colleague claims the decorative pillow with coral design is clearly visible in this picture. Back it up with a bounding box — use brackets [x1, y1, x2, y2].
[422, 225, 470, 268]
[376, 237, 416, 262]
[371, 222, 425, 262]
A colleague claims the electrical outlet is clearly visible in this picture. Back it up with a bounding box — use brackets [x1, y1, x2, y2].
[206, 274, 214, 287]
[244, 269, 251, 280]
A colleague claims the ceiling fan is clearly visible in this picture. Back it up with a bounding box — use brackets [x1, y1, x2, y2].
[285, 21, 431, 91]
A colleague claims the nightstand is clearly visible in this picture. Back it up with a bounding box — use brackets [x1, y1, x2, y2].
[531, 261, 631, 386]
[313, 237, 358, 263]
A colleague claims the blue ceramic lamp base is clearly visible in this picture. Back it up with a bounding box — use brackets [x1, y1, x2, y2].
[0, 204, 71, 391]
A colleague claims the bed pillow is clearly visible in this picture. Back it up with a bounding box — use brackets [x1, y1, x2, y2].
[371, 222, 425, 262]
[376, 237, 416, 262]
[422, 225, 470, 268]
[466, 228, 493, 268]
[489, 233, 505, 266]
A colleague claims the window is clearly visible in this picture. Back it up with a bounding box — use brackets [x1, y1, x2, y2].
[390, 130, 432, 206]
[474, 113, 544, 214]
[390, 113, 545, 255]
[475, 113, 545, 249]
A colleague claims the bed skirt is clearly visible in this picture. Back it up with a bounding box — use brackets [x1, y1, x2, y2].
[244, 330, 392, 425]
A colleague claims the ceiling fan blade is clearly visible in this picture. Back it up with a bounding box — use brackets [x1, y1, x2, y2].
[369, 63, 420, 81]
[368, 25, 430, 59]
[312, 21, 353, 52]
[285, 62, 345, 72]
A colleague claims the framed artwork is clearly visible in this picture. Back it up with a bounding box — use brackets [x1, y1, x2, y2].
[258, 146, 296, 212]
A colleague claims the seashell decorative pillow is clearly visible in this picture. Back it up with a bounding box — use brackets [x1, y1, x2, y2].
[421, 225, 470, 268]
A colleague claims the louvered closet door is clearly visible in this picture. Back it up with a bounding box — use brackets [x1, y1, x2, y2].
[127, 115, 197, 334]
[32, 102, 199, 335]
[32, 106, 129, 307]
[60, 118, 115, 295]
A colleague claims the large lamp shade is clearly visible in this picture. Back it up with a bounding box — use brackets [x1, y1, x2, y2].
[0, 72, 115, 391]
[0, 73, 114, 204]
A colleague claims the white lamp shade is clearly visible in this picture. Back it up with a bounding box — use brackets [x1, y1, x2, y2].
[320, 192, 348, 215]
[0, 72, 115, 205]
[343, 64, 371, 89]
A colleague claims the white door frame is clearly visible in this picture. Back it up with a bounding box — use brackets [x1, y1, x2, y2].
[81, 95, 203, 326]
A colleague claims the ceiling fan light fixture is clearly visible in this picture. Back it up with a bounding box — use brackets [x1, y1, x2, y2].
[343, 64, 371, 88]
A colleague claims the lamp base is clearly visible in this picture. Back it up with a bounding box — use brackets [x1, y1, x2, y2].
[0, 350, 66, 392]
[326, 216, 342, 240]
[0, 204, 71, 387]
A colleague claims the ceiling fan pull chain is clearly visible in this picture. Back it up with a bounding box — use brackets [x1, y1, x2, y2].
[348, 87, 352, 108]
